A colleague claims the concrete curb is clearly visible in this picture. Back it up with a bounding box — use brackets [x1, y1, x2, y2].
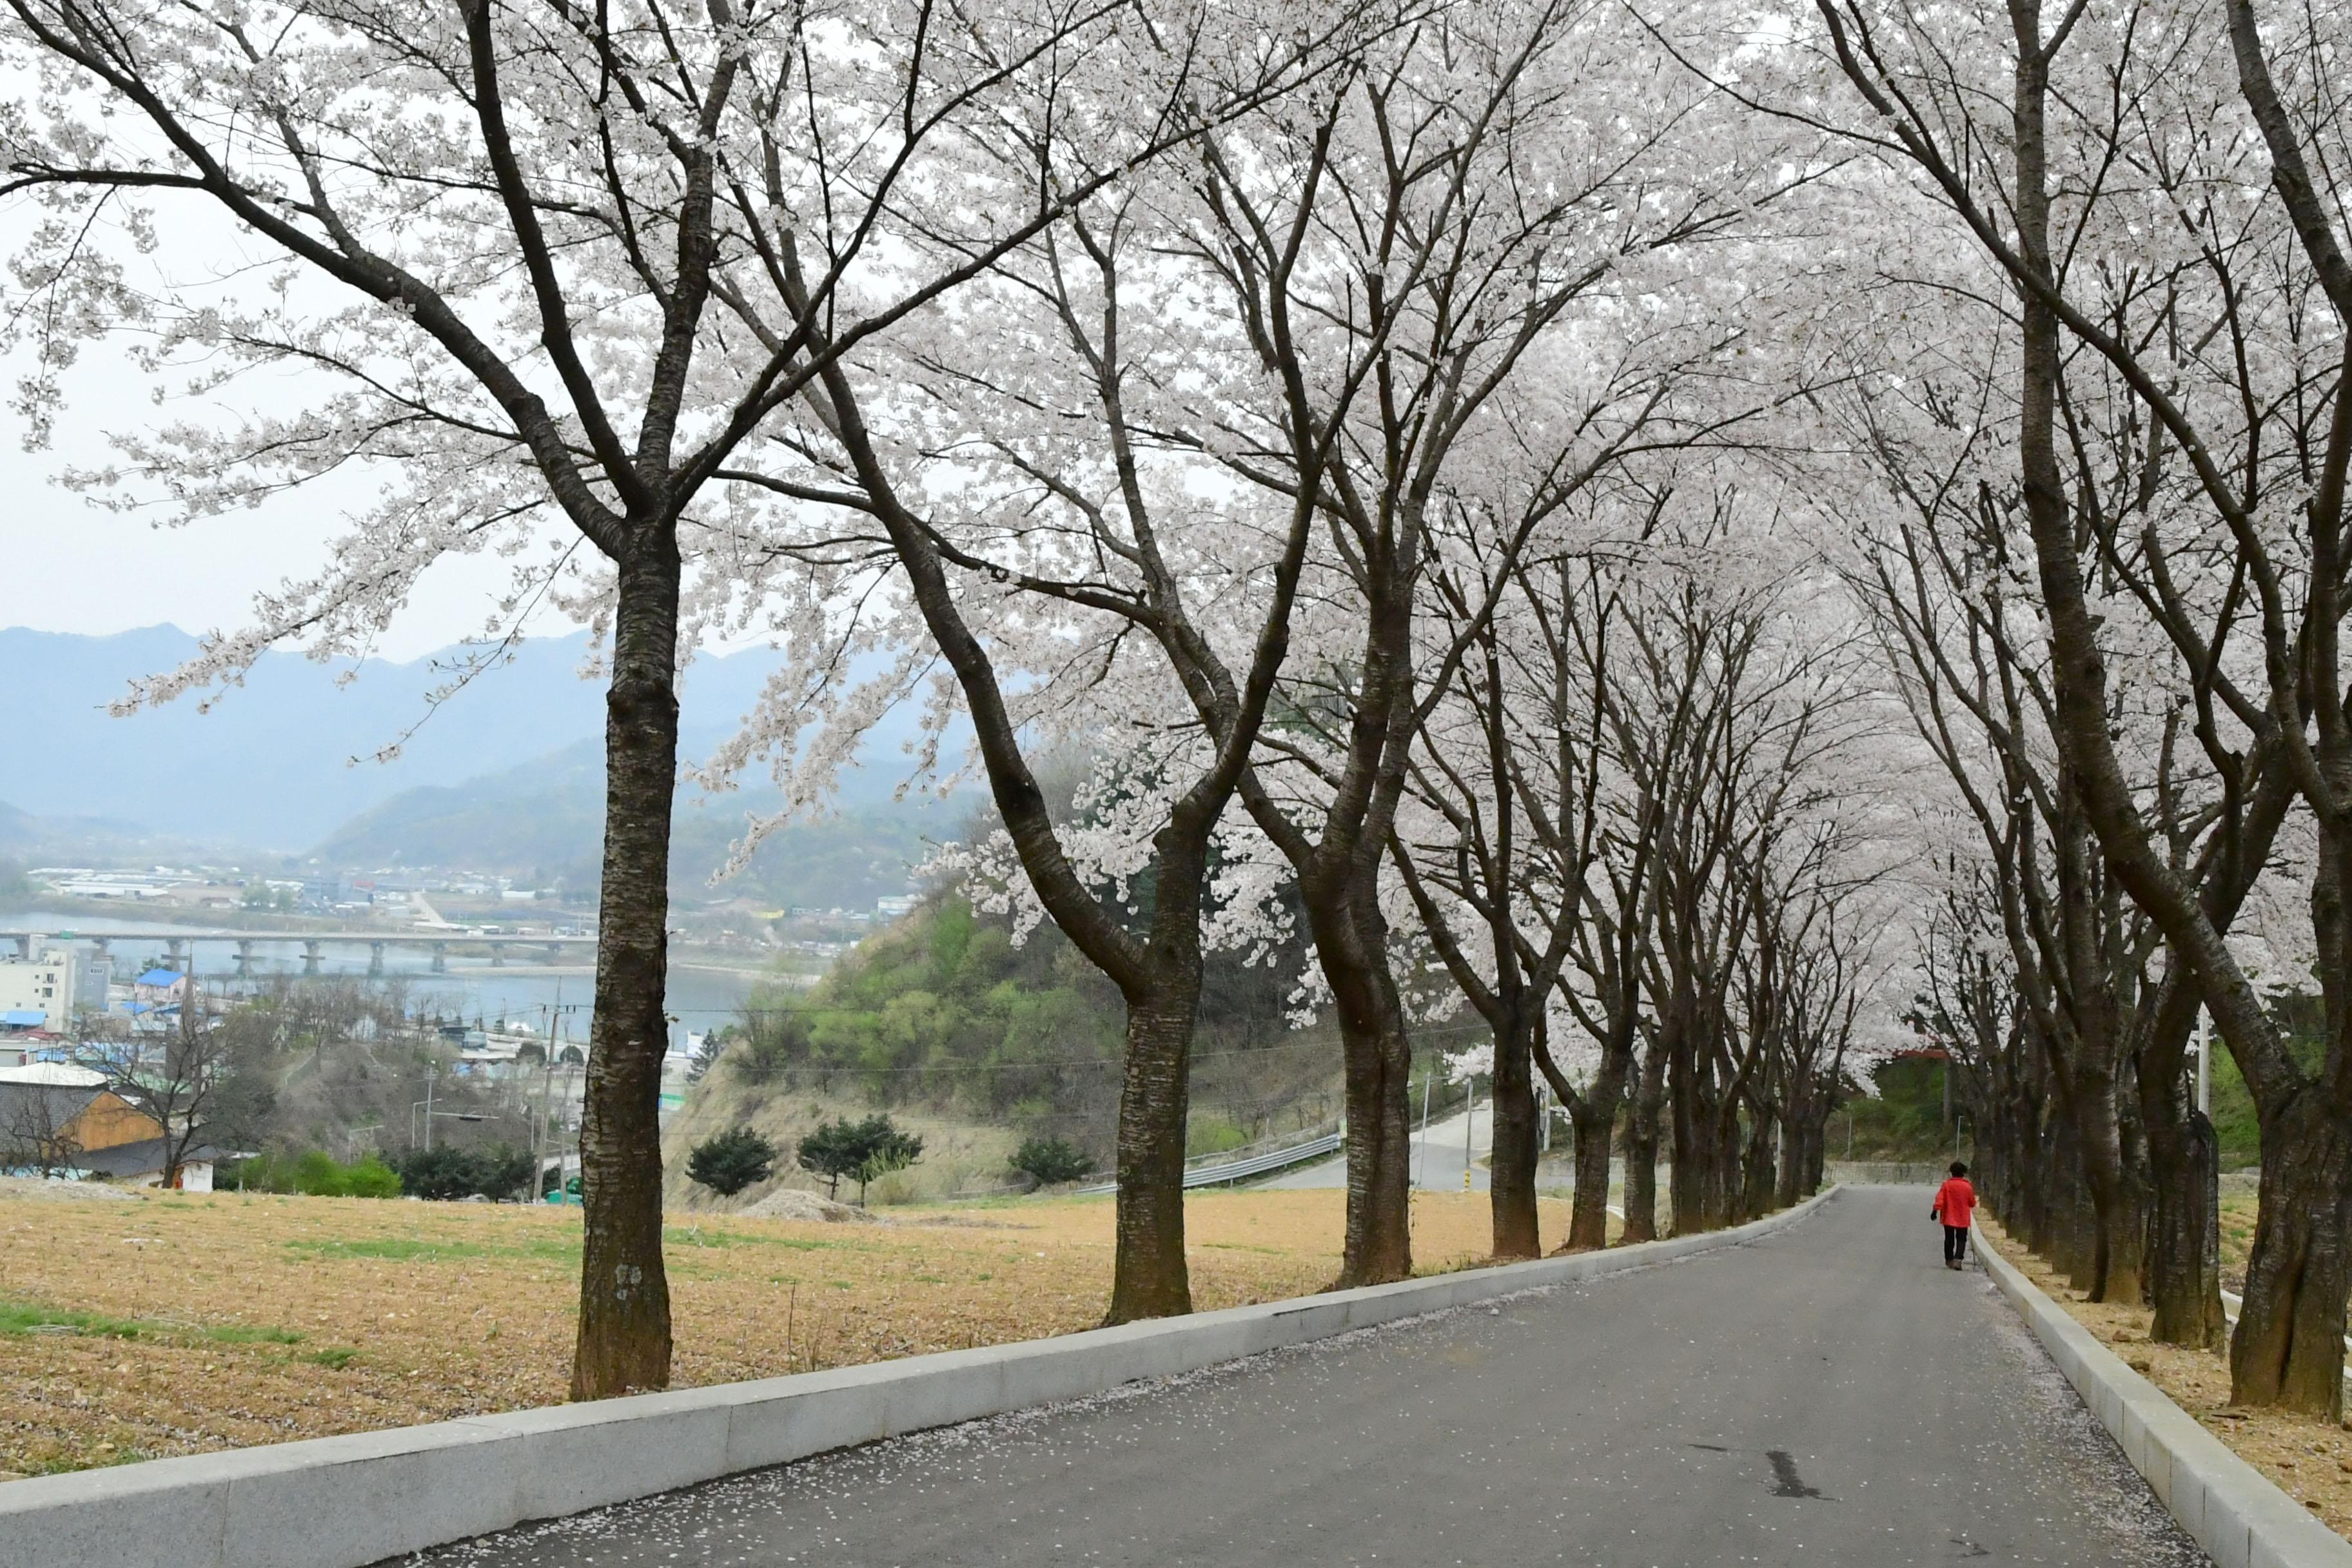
[1976, 1226, 2352, 1568]
[0, 1188, 1838, 1568]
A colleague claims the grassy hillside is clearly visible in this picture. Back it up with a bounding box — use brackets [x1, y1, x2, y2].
[674, 894, 1344, 1200]
[660, 1082, 1026, 1210]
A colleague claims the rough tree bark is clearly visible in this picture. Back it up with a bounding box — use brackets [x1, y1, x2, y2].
[1622, 1035, 1667, 1243]
[571, 547, 682, 1400]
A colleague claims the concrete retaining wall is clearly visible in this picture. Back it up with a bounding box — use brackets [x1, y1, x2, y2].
[0, 1188, 1838, 1568]
[1977, 1228, 2352, 1568]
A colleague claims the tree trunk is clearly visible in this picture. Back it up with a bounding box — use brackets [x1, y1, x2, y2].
[2039, 1115, 2090, 1284]
[2017, 1089, 2052, 1255]
[1623, 1039, 1666, 1244]
[2143, 1099, 2226, 1349]
[2072, 1061, 2146, 1304]
[1339, 1010, 1414, 1285]
[571, 548, 681, 1401]
[1306, 889, 1413, 1287]
[2231, 1095, 2352, 1418]
[1565, 1097, 1615, 1250]
[1488, 1014, 1542, 1259]
[1102, 819, 1224, 1322]
[1709, 1093, 1745, 1226]
[1742, 1106, 1777, 1220]
[1106, 982, 1197, 1322]
[1667, 1026, 1707, 1235]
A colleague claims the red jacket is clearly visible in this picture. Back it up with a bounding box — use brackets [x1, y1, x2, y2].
[1934, 1177, 1977, 1228]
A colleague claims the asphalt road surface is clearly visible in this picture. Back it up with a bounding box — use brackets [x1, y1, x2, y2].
[418, 1187, 2206, 1568]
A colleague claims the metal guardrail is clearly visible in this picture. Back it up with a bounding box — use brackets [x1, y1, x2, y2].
[1072, 1131, 1342, 1195]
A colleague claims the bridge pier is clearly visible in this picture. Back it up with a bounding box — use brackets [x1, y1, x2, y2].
[302, 940, 322, 976]
[8, 934, 26, 961]
[431, 942, 447, 974]
[165, 936, 188, 966]
[490, 942, 507, 968]
[544, 943, 562, 964]
[234, 940, 254, 978]
[368, 941, 386, 977]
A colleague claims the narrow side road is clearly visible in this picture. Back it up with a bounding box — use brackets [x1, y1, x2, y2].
[1266, 1101, 1494, 1191]
[415, 1188, 2208, 1567]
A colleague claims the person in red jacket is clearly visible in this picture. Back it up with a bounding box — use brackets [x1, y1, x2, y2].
[1933, 1162, 1977, 1269]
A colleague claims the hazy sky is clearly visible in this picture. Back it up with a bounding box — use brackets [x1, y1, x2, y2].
[5, 346, 536, 662]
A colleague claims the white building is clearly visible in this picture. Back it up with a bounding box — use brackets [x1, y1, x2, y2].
[0, 946, 81, 1034]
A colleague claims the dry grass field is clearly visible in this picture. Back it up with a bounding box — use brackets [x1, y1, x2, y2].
[1977, 1215, 2352, 1544]
[0, 1183, 1576, 1479]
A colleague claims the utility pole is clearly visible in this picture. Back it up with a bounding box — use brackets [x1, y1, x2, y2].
[1464, 1079, 1476, 1193]
[422, 1064, 438, 1153]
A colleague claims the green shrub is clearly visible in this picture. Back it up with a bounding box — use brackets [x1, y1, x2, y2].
[340, 1155, 402, 1198]
[1010, 1135, 1092, 1186]
[223, 1150, 403, 1198]
[729, 1011, 814, 1085]
[796, 1115, 923, 1204]
[687, 1127, 778, 1197]
[391, 1144, 532, 1201]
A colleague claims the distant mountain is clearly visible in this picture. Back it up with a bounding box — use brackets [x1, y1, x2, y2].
[0, 797, 175, 859]
[311, 733, 964, 909]
[0, 627, 947, 852]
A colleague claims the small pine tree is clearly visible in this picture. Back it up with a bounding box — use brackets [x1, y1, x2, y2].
[687, 1126, 778, 1197]
[1010, 1135, 1092, 1186]
[797, 1114, 924, 1204]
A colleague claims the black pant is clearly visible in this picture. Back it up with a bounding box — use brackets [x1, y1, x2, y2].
[1943, 1224, 1969, 1264]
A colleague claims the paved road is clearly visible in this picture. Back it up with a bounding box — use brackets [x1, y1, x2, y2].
[1265, 1101, 1499, 1191]
[421, 1188, 2204, 1567]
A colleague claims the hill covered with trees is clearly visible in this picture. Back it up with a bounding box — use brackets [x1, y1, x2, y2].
[696, 894, 1342, 1177]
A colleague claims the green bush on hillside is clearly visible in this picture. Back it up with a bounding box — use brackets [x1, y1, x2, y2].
[725, 897, 1127, 1122]
[1010, 1135, 1092, 1186]
[687, 1126, 778, 1196]
[797, 1115, 923, 1204]
[224, 1150, 402, 1198]
[709, 892, 1332, 1166]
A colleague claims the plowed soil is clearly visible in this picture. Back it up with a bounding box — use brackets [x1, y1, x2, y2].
[0, 1185, 1571, 1478]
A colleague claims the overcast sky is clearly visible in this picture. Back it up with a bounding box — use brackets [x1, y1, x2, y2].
[5, 349, 539, 662]
[2, 235, 573, 666]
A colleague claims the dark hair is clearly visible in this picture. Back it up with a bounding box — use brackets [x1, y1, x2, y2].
[1950, 1161, 1969, 1178]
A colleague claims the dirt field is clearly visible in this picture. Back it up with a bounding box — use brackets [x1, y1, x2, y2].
[1977, 1216, 2352, 1543]
[0, 1184, 1574, 1479]
[2221, 1186, 2258, 1286]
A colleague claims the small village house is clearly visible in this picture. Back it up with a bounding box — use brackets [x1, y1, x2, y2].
[0, 1063, 217, 1190]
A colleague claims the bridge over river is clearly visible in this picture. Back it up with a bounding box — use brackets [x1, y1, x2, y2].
[1, 926, 596, 976]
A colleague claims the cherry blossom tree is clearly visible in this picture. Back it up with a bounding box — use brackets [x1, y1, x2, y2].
[1, 0, 1351, 1391]
[1199, 0, 1807, 1282]
[1722, 0, 2352, 1409]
